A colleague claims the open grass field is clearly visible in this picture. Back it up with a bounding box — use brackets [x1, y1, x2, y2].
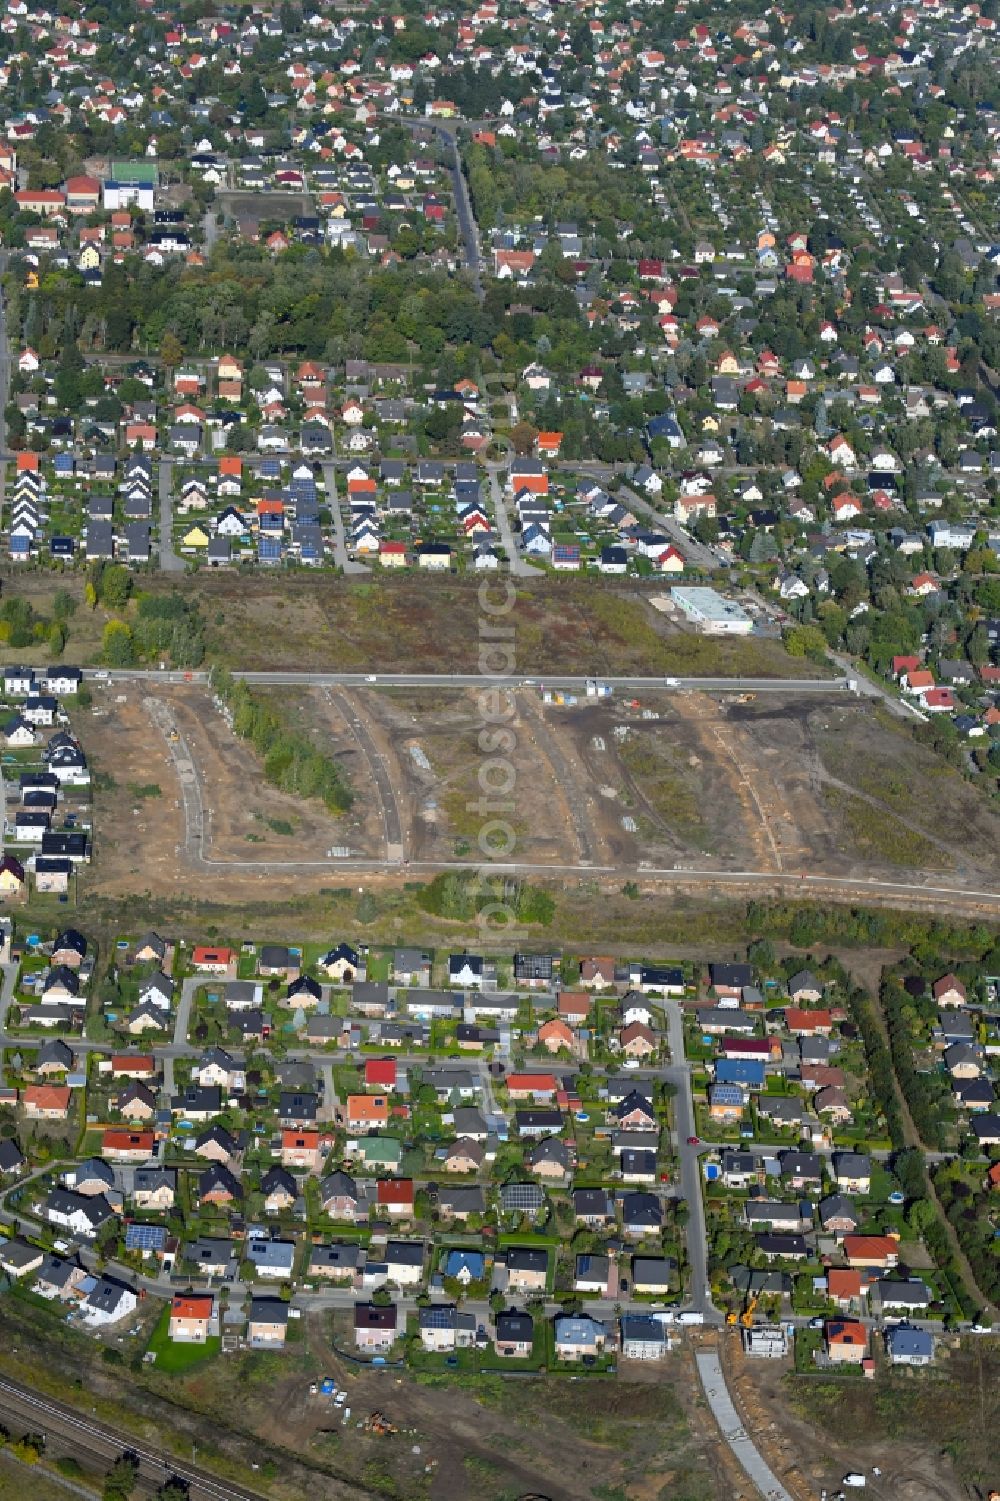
[6, 571, 827, 677]
[0, 1459, 103, 1499]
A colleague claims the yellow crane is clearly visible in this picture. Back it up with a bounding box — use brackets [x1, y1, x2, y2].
[741, 1292, 760, 1329]
[728, 1291, 761, 1328]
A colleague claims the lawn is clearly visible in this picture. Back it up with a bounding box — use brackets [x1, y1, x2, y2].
[365, 951, 391, 983]
[145, 1306, 221, 1373]
[406, 1321, 548, 1376]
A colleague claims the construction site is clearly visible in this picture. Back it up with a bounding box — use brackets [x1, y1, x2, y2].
[76, 677, 1000, 909]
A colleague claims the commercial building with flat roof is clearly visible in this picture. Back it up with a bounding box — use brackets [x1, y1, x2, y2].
[670, 586, 753, 635]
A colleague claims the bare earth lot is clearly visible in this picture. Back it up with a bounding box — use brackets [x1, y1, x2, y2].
[76, 682, 1000, 906]
[733, 1330, 995, 1501]
[0, 1295, 726, 1501]
[80, 682, 366, 901]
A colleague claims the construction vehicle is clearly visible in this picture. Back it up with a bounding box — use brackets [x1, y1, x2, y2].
[736, 693, 757, 704]
[728, 1290, 760, 1328]
[364, 1411, 398, 1437]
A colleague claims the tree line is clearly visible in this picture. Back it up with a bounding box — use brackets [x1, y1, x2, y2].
[212, 669, 353, 815]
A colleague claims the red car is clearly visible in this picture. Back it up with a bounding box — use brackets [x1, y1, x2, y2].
[686, 1135, 700, 1146]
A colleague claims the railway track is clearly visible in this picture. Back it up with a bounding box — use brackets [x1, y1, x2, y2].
[0, 1377, 267, 1501]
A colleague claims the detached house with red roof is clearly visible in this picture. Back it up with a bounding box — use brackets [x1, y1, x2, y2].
[933, 974, 966, 1008]
[825, 1319, 868, 1364]
[376, 1178, 415, 1216]
[364, 1058, 397, 1092]
[169, 1293, 215, 1343]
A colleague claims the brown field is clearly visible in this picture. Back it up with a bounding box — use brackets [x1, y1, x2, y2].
[79, 681, 367, 902]
[74, 680, 1000, 911]
[732, 1328, 996, 1501]
[356, 685, 587, 864]
[565, 692, 1000, 882]
[0, 1292, 726, 1501]
[81, 688, 186, 890]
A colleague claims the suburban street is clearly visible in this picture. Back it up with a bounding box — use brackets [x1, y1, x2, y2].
[486, 463, 542, 576]
[0, 947, 980, 1501]
[322, 441, 370, 575]
[201, 207, 219, 255]
[396, 118, 483, 301]
[664, 1001, 719, 1320]
[617, 482, 725, 571]
[157, 457, 184, 572]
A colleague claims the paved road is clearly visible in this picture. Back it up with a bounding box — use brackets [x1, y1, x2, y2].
[326, 688, 404, 862]
[664, 1001, 720, 1323]
[202, 207, 219, 255]
[170, 978, 199, 1062]
[403, 119, 482, 301]
[321, 452, 369, 575]
[157, 457, 184, 572]
[0, 962, 17, 1035]
[93, 668, 856, 695]
[695, 1352, 795, 1501]
[487, 466, 542, 575]
[828, 649, 924, 724]
[617, 483, 724, 571]
[441, 125, 483, 301]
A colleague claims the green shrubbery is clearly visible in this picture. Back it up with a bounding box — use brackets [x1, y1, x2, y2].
[212, 669, 352, 814]
[417, 871, 555, 925]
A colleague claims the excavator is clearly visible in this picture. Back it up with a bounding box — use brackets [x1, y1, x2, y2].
[364, 1411, 398, 1437]
[726, 1291, 760, 1328]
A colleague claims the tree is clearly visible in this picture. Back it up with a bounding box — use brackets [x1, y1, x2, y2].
[160, 331, 183, 369]
[355, 891, 378, 924]
[103, 1453, 140, 1501]
[100, 564, 132, 610]
[156, 1482, 190, 1501]
[782, 624, 828, 661]
[102, 620, 135, 667]
[52, 588, 76, 621]
[510, 420, 539, 455]
[747, 938, 775, 972]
